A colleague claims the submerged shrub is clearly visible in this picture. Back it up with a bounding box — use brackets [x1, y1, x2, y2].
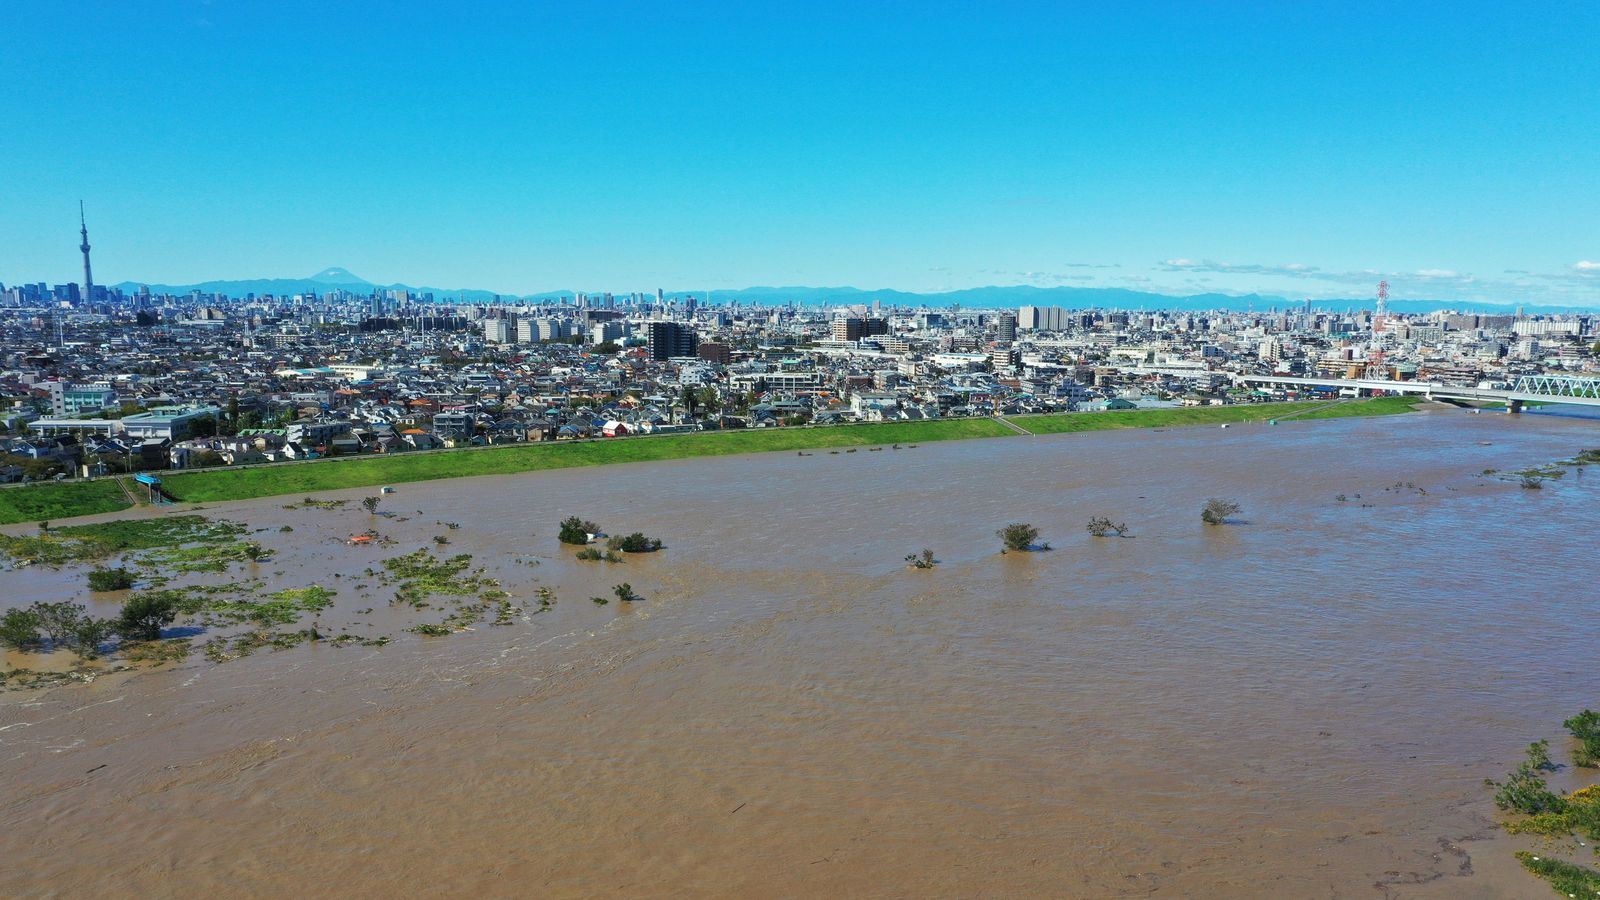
[558, 516, 598, 545]
[87, 567, 136, 592]
[997, 523, 1040, 552]
[117, 592, 180, 642]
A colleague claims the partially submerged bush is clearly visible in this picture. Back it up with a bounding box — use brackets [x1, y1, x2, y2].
[997, 523, 1040, 552]
[1486, 740, 1566, 816]
[0, 607, 43, 651]
[1201, 498, 1242, 525]
[87, 567, 136, 592]
[1566, 709, 1600, 767]
[117, 591, 180, 642]
[558, 516, 598, 545]
[905, 549, 936, 569]
[1086, 517, 1130, 538]
[607, 532, 662, 553]
[0, 602, 114, 659]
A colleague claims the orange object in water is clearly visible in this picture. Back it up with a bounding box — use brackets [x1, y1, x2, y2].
[348, 535, 373, 544]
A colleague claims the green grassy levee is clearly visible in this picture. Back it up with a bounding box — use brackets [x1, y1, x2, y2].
[158, 418, 1016, 503]
[1011, 395, 1415, 433]
[0, 397, 1418, 520]
[0, 480, 132, 526]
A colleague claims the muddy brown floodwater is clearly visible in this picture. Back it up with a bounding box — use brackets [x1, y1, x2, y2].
[3, 409, 1598, 898]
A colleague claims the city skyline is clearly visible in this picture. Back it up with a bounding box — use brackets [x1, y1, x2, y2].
[3, 2, 1597, 304]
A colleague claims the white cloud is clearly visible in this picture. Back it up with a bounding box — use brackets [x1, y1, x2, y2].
[1574, 260, 1600, 271]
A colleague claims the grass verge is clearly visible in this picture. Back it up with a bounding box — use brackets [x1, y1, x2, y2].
[1011, 396, 1414, 434]
[4, 398, 1418, 516]
[158, 418, 1014, 503]
[0, 480, 132, 526]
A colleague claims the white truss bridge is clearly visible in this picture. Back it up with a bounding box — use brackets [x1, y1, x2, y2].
[1232, 373, 1600, 410]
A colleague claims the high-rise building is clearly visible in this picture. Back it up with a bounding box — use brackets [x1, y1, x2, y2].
[590, 321, 626, 344]
[1018, 305, 1069, 331]
[996, 312, 1017, 342]
[647, 322, 698, 360]
[831, 317, 864, 342]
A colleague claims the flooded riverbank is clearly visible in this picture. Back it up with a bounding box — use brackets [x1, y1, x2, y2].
[3, 408, 1597, 897]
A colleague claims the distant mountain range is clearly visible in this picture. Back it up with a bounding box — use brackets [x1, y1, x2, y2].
[112, 269, 1593, 315]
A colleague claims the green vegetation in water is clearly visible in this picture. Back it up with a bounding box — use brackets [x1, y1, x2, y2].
[997, 522, 1044, 552]
[1488, 716, 1600, 895]
[607, 532, 663, 553]
[203, 627, 322, 660]
[140, 538, 271, 573]
[172, 585, 336, 628]
[382, 550, 496, 606]
[1086, 517, 1131, 538]
[1201, 498, 1243, 525]
[0, 515, 247, 566]
[122, 638, 192, 664]
[378, 548, 514, 634]
[558, 516, 598, 545]
[1568, 710, 1600, 768]
[1, 666, 114, 691]
[905, 548, 936, 569]
[1488, 740, 1564, 815]
[575, 547, 623, 562]
[87, 567, 136, 591]
[117, 591, 181, 640]
[1514, 851, 1600, 897]
[285, 497, 347, 510]
[0, 602, 117, 659]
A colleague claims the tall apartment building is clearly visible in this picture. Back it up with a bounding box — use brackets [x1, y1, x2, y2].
[1018, 305, 1070, 331]
[831, 317, 864, 342]
[648, 322, 698, 360]
[518, 318, 571, 343]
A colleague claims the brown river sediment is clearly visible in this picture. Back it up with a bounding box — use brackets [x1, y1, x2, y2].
[2, 409, 1598, 898]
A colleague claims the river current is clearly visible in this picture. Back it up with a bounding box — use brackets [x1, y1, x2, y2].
[2, 408, 1597, 898]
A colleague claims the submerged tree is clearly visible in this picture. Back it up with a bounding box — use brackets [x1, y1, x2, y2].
[997, 523, 1041, 552]
[1201, 498, 1242, 525]
[558, 516, 599, 545]
[87, 567, 136, 592]
[1086, 517, 1130, 538]
[117, 592, 180, 642]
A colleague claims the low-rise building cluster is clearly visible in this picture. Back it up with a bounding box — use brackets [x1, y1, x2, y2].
[2, 282, 1596, 480]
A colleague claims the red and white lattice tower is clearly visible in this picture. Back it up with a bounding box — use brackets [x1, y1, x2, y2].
[1366, 280, 1391, 377]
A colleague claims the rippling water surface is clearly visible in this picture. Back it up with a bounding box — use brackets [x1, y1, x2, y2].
[3, 409, 1597, 898]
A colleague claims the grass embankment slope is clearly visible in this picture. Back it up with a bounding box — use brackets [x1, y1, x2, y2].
[0, 480, 131, 525]
[160, 417, 1014, 503]
[0, 397, 1416, 521]
[1013, 395, 1417, 434]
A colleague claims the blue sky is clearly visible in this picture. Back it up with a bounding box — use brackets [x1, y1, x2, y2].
[2, 1, 1596, 304]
